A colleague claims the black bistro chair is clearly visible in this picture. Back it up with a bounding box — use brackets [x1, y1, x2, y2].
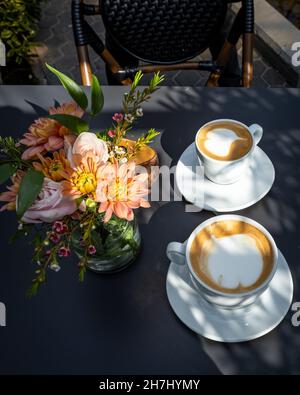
[71, 0, 254, 87]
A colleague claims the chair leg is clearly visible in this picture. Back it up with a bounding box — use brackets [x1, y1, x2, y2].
[242, 0, 254, 87]
[242, 32, 254, 87]
[206, 6, 244, 87]
[101, 48, 132, 86]
[77, 45, 92, 86]
[104, 33, 138, 85]
[72, 0, 132, 86]
[207, 0, 254, 88]
[206, 40, 235, 87]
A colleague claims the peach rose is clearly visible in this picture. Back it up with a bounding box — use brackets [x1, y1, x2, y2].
[72, 132, 109, 164]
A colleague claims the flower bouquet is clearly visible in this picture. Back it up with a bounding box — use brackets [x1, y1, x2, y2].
[0, 64, 164, 295]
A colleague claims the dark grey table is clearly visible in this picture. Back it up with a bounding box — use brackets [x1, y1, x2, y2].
[0, 86, 300, 375]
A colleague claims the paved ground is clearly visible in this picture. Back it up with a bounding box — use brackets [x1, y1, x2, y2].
[36, 0, 290, 87]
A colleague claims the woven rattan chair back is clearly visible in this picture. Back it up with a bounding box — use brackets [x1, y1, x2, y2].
[71, 0, 254, 87]
[101, 0, 227, 64]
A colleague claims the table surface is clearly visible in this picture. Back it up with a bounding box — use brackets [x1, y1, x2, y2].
[0, 86, 300, 375]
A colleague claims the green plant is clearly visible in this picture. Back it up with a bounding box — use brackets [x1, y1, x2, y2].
[0, 0, 45, 64]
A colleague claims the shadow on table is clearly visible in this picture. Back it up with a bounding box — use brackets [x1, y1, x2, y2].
[201, 316, 300, 374]
[0, 106, 37, 136]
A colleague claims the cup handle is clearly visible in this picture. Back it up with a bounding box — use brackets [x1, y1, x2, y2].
[166, 242, 186, 265]
[249, 124, 263, 146]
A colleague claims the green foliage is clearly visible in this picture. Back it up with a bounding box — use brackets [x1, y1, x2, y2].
[0, 136, 28, 167]
[17, 168, 44, 219]
[47, 114, 90, 134]
[136, 128, 160, 148]
[96, 129, 110, 141]
[46, 63, 88, 110]
[129, 128, 160, 158]
[131, 70, 143, 90]
[0, 0, 45, 64]
[91, 75, 104, 116]
[122, 72, 164, 121]
[0, 163, 16, 184]
[110, 71, 163, 145]
[46, 64, 105, 117]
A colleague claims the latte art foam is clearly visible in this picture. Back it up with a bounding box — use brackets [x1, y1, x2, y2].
[204, 234, 263, 289]
[190, 220, 274, 294]
[197, 122, 253, 161]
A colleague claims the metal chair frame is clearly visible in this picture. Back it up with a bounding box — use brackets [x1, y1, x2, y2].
[71, 0, 254, 87]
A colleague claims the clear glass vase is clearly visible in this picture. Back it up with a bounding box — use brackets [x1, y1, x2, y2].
[72, 216, 141, 273]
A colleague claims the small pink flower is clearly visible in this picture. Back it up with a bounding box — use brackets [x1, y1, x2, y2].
[88, 245, 97, 255]
[62, 224, 68, 233]
[58, 246, 71, 257]
[49, 232, 60, 243]
[52, 221, 64, 233]
[52, 221, 68, 234]
[108, 130, 116, 138]
[112, 113, 123, 123]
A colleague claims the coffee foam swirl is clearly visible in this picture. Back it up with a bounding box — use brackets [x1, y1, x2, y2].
[190, 220, 274, 294]
[197, 122, 253, 161]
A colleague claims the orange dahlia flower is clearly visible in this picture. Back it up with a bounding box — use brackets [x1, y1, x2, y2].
[61, 152, 103, 200]
[96, 162, 150, 222]
[33, 150, 70, 181]
[20, 102, 84, 160]
[0, 170, 25, 211]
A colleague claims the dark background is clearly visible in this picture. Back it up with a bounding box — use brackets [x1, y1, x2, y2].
[0, 86, 299, 374]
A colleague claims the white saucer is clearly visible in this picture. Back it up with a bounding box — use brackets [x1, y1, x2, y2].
[175, 143, 275, 212]
[166, 244, 293, 343]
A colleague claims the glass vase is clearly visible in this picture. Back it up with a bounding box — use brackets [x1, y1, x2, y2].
[72, 216, 141, 273]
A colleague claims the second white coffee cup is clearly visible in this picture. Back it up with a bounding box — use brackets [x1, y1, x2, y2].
[166, 215, 278, 309]
[195, 119, 263, 184]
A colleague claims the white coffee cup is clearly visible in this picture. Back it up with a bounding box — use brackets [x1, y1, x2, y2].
[166, 215, 278, 309]
[195, 119, 263, 184]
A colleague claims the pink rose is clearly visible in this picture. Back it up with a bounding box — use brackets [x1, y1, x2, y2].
[22, 178, 77, 223]
[72, 132, 109, 164]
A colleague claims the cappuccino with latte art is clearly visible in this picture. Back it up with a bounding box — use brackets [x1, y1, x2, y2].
[189, 219, 274, 294]
[197, 121, 253, 161]
[195, 119, 264, 184]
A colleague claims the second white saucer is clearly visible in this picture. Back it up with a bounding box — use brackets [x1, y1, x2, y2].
[166, 246, 293, 343]
[175, 143, 275, 212]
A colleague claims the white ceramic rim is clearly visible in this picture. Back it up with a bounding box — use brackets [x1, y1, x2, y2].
[185, 214, 278, 298]
[195, 119, 256, 164]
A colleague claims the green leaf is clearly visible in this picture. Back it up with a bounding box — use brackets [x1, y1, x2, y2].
[17, 169, 44, 219]
[132, 70, 143, 90]
[0, 163, 16, 184]
[96, 129, 110, 141]
[47, 114, 89, 134]
[45, 63, 88, 110]
[90, 74, 104, 116]
[79, 265, 86, 282]
[26, 281, 40, 298]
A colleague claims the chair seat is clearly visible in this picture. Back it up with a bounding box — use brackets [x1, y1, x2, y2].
[101, 0, 228, 64]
